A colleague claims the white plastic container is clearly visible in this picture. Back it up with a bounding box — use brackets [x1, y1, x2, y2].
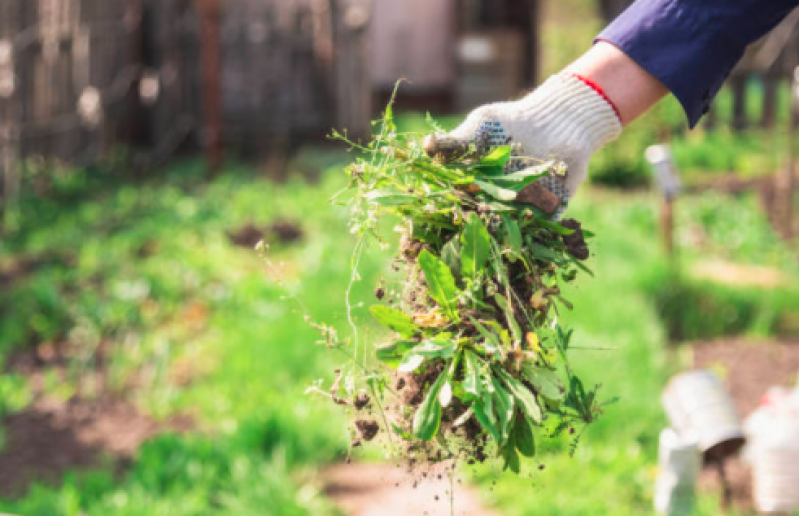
[655, 428, 701, 515]
[744, 384, 799, 514]
[662, 370, 745, 461]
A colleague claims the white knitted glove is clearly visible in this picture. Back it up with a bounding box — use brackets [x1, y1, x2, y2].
[450, 73, 622, 212]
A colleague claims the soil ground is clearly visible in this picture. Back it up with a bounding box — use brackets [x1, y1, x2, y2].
[323, 461, 499, 516]
[0, 341, 193, 498]
[692, 338, 799, 512]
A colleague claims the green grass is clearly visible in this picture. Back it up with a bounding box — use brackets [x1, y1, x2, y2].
[466, 189, 796, 516]
[0, 160, 387, 515]
[1, 146, 797, 515]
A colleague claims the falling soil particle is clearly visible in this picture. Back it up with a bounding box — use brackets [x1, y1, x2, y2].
[353, 393, 371, 410]
[560, 219, 589, 260]
[323, 461, 499, 516]
[355, 419, 379, 441]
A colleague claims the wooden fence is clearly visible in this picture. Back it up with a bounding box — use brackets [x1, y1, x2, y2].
[0, 0, 371, 206]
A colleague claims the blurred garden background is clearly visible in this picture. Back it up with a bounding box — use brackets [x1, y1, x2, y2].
[0, 0, 798, 514]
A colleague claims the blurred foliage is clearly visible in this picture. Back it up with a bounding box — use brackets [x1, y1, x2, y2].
[0, 159, 392, 514]
[0, 148, 796, 514]
[591, 83, 796, 189]
[645, 271, 799, 341]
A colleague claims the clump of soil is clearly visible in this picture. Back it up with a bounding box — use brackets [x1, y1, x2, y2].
[355, 419, 380, 441]
[354, 392, 371, 410]
[227, 219, 304, 248]
[560, 219, 589, 260]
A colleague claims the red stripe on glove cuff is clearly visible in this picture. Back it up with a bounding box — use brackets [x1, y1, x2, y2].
[570, 73, 623, 125]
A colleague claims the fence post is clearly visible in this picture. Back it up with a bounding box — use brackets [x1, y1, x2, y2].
[197, 0, 222, 175]
[777, 66, 798, 239]
[332, 0, 371, 140]
[761, 73, 778, 129]
[730, 74, 748, 132]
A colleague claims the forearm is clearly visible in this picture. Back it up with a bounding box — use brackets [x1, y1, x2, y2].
[565, 41, 668, 127]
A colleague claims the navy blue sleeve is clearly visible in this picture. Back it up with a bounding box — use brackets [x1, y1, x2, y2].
[598, 0, 799, 127]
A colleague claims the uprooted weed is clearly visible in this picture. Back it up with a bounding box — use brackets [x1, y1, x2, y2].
[308, 90, 617, 474]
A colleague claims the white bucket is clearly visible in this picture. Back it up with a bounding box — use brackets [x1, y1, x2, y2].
[655, 428, 701, 515]
[662, 370, 745, 462]
[744, 386, 799, 514]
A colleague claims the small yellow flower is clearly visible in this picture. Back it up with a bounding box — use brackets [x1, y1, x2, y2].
[413, 309, 448, 328]
[526, 332, 542, 353]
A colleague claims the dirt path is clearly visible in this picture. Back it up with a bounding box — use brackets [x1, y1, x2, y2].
[323, 462, 501, 516]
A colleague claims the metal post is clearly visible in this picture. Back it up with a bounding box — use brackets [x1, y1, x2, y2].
[646, 144, 682, 262]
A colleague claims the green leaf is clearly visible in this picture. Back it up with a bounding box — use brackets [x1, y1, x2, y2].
[417, 250, 459, 321]
[493, 294, 522, 345]
[502, 442, 521, 474]
[473, 395, 500, 442]
[391, 423, 414, 441]
[412, 368, 449, 440]
[441, 238, 461, 278]
[463, 350, 483, 397]
[480, 146, 512, 167]
[513, 415, 536, 457]
[483, 201, 516, 212]
[369, 306, 418, 338]
[521, 363, 566, 405]
[529, 242, 566, 265]
[490, 375, 515, 443]
[461, 212, 491, 282]
[469, 317, 502, 354]
[535, 218, 576, 236]
[492, 162, 552, 183]
[501, 215, 523, 253]
[474, 180, 518, 202]
[495, 367, 542, 424]
[364, 188, 419, 206]
[375, 340, 417, 368]
[398, 353, 425, 373]
[397, 341, 456, 373]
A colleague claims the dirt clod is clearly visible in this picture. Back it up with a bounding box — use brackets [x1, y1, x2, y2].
[355, 419, 380, 441]
[516, 181, 561, 215]
[354, 393, 371, 410]
[227, 219, 304, 248]
[560, 219, 589, 260]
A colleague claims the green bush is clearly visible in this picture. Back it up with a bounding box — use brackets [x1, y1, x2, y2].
[642, 268, 799, 341]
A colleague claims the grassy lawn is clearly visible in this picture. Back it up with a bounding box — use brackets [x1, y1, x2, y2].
[0, 146, 797, 515]
[0, 161, 366, 515]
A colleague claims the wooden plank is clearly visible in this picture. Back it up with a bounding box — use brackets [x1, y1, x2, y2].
[198, 0, 223, 173]
[332, 0, 371, 139]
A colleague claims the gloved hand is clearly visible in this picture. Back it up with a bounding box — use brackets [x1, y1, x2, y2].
[449, 73, 622, 212]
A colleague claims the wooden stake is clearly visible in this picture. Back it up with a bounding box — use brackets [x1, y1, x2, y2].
[661, 196, 675, 259]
